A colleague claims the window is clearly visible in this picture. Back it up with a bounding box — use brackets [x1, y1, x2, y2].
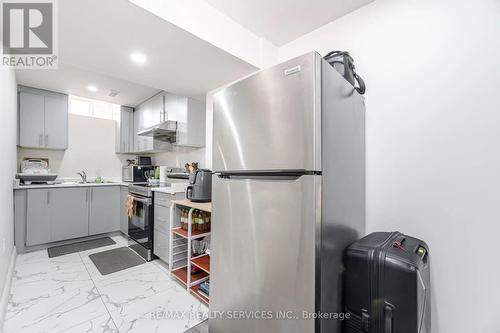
[69, 96, 120, 120]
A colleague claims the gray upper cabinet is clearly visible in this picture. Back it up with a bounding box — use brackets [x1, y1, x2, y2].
[44, 95, 68, 149]
[19, 92, 45, 148]
[172, 97, 206, 147]
[50, 188, 89, 242]
[132, 91, 206, 152]
[151, 93, 166, 123]
[133, 101, 153, 152]
[18, 86, 68, 150]
[163, 92, 205, 147]
[89, 186, 120, 235]
[116, 106, 134, 153]
[133, 92, 172, 153]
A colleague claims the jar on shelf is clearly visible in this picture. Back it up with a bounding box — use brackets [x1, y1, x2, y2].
[204, 212, 211, 232]
[181, 209, 188, 230]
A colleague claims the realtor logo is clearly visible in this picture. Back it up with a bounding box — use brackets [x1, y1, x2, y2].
[1, 0, 58, 68]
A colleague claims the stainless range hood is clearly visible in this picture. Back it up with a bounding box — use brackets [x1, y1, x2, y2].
[137, 120, 178, 143]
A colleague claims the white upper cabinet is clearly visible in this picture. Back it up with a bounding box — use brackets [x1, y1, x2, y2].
[18, 86, 68, 150]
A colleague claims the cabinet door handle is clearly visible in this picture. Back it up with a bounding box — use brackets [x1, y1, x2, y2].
[47, 191, 50, 204]
[90, 188, 93, 201]
[86, 189, 88, 202]
[39, 134, 43, 146]
[44, 134, 48, 147]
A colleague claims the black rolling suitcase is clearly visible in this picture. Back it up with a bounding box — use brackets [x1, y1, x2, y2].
[343, 232, 430, 333]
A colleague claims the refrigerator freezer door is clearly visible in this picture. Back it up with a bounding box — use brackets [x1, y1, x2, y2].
[210, 174, 320, 333]
[213, 52, 321, 172]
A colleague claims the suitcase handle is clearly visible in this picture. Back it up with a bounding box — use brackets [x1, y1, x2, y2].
[384, 304, 394, 333]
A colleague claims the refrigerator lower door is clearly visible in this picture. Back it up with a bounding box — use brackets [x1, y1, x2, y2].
[210, 174, 320, 333]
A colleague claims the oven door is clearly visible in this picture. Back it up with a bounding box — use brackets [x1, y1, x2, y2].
[128, 194, 153, 250]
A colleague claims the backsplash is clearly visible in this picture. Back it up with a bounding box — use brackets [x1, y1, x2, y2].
[17, 114, 126, 178]
[151, 146, 206, 169]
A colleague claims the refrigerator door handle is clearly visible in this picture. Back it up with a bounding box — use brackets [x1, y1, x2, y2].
[216, 170, 321, 180]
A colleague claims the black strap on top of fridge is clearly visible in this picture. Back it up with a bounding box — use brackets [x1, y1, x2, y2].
[216, 169, 321, 180]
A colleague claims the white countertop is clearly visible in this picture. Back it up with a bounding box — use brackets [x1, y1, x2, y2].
[14, 181, 189, 194]
[13, 181, 130, 190]
[151, 182, 188, 194]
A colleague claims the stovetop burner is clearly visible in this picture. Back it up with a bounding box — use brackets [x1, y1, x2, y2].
[135, 183, 161, 188]
[129, 183, 167, 197]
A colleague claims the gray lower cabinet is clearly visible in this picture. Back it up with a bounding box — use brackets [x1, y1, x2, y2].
[50, 188, 89, 242]
[89, 187, 120, 235]
[24, 186, 120, 247]
[154, 204, 170, 234]
[120, 186, 129, 235]
[154, 228, 169, 263]
[152, 192, 184, 263]
[26, 189, 51, 246]
[26, 188, 88, 246]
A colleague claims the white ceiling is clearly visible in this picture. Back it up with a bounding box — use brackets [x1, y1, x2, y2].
[16, 63, 160, 107]
[16, 0, 258, 106]
[205, 0, 375, 46]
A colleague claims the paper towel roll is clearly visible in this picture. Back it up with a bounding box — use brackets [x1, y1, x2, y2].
[159, 166, 168, 182]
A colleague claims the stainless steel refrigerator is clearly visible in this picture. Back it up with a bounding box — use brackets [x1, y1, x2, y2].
[210, 52, 365, 333]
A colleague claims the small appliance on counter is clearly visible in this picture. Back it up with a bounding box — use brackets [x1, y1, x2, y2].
[163, 166, 190, 180]
[186, 169, 212, 202]
[16, 158, 58, 185]
[122, 156, 155, 183]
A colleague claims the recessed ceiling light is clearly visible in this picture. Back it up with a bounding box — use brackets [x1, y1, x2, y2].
[87, 85, 98, 92]
[130, 52, 147, 65]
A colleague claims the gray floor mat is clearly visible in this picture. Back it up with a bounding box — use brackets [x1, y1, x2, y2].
[89, 247, 145, 275]
[47, 237, 116, 258]
[185, 321, 209, 333]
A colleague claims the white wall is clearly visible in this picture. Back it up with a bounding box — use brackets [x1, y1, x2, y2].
[0, 68, 17, 323]
[279, 0, 500, 332]
[18, 114, 125, 179]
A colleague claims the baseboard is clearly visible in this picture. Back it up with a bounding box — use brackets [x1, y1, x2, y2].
[0, 246, 16, 328]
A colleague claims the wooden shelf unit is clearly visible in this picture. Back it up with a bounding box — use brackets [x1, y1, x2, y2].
[172, 227, 211, 239]
[169, 200, 212, 304]
[171, 267, 188, 286]
[172, 199, 212, 212]
[190, 284, 209, 305]
[171, 266, 209, 287]
[191, 254, 210, 274]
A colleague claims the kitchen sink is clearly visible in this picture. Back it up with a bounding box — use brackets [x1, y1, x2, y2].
[61, 181, 115, 185]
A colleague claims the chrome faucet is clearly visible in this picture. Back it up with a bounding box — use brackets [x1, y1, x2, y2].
[77, 171, 87, 183]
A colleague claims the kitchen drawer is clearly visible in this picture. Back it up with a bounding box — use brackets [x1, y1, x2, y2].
[154, 191, 184, 208]
[154, 204, 170, 234]
[153, 228, 169, 263]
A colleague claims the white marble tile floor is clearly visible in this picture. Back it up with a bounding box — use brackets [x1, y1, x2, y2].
[3, 235, 208, 333]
